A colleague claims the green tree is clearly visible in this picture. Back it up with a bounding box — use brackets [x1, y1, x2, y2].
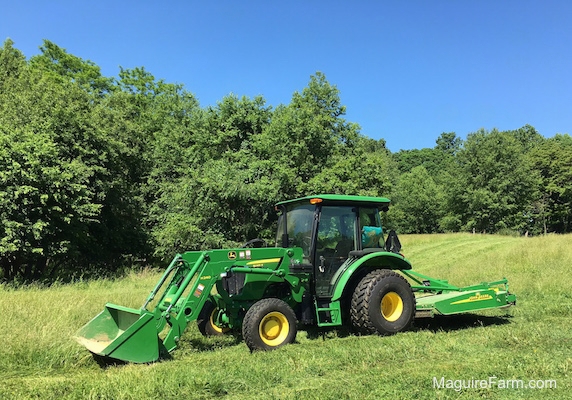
[0, 56, 110, 281]
[527, 134, 572, 233]
[96, 66, 205, 262]
[150, 94, 275, 257]
[393, 148, 438, 175]
[253, 72, 359, 197]
[435, 132, 462, 156]
[510, 124, 544, 151]
[450, 128, 540, 233]
[307, 136, 397, 197]
[29, 40, 114, 95]
[387, 166, 444, 233]
[0, 39, 26, 91]
[150, 73, 365, 257]
[0, 41, 167, 281]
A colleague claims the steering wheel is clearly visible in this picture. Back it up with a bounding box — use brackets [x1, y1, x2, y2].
[241, 238, 268, 248]
[302, 235, 313, 251]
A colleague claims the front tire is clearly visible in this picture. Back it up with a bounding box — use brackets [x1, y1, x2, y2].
[350, 269, 415, 335]
[197, 300, 230, 336]
[242, 298, 297, 351]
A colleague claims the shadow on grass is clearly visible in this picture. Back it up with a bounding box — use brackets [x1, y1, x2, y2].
[90, 334, 245, 368]
[301, 313, 513, 342]
[92, 352, 178, 368]
[91, 353, 129, 369]
[303, 325, 354, 340]
[413, 313, 513, 333]
[185, 334, 243, 352]
[92, 315, 513, 366]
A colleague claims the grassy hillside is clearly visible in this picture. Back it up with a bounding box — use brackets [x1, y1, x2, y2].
[0, 233, 569, 399]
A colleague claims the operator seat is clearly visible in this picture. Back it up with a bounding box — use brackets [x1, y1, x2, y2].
[334, 238, 354, 258]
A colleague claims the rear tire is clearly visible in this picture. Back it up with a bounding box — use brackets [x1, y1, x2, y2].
[350, 269, 415, 335]
[197, 300, 230, 336]
[242, 298, 297, 351]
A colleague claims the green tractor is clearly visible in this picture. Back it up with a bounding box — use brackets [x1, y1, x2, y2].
[75, 195, 516, 363]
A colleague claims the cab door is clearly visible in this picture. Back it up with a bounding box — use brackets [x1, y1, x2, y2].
[314, 206, 357, 297]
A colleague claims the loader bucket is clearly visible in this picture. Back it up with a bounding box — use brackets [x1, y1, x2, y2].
[74, 303, 163, 363]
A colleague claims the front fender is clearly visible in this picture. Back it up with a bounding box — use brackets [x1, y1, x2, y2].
[330, 251, 412, 302]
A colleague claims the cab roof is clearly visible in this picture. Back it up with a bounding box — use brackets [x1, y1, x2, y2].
[276, 194, 391, 209]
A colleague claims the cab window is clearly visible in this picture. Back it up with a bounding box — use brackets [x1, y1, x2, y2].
[315, 206, 357, 296]
[359, 207, 384, 248]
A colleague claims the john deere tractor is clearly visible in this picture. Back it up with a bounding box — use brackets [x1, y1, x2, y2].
[76, 195, 516, 363]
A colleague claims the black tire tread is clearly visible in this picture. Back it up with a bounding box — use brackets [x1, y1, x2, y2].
[242, 298, 297, 351]
[197, 300, 225, 337]
[350, 269, 415, 335]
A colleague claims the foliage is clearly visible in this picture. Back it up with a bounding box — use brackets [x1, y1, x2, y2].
[252, 72, 360, 195]
[447, 128, 541, 233]
[387, 166, 444, 233]
[150, 94, 276, 257]
[1, 38, 572, 282]
[0, 38, 26, 89]
[29, 39, 115, 95]
[308, 136, 397, 197]
[527, 134, 572, 234]
[0, 40, 151, 282]
[0, 52, 105, 281]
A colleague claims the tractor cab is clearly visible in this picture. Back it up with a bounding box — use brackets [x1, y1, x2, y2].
[275, 195, 391, 297]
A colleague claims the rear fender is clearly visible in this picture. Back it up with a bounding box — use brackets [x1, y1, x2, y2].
[330, 251, 412, 302]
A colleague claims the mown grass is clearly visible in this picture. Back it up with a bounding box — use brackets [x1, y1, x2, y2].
[0, 233, 570, 399]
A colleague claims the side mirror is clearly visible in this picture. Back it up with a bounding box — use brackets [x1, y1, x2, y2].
[385, 230, 402, 254]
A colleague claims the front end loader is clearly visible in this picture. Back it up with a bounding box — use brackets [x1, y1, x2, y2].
[75, 194, 516, 363]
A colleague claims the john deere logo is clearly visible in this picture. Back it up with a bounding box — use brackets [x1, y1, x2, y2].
[228, 251, 237, 260]
[451, 293, 493, 305]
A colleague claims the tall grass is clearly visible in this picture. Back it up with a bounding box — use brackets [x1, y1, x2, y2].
[1, 234, 569, 399]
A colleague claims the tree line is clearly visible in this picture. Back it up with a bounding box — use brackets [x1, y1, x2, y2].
[1, 39, 571, 283]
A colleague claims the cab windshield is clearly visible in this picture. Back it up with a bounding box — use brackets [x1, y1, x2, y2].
[275, 203, 385, 269]
[276, 204, 315, 262]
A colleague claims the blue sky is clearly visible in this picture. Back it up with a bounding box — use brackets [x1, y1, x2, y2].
[2, 0, 571, 151]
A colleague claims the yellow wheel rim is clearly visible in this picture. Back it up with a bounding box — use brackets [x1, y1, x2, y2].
[210, 308, 230, 334]
[259, 311, 289, 346]
[381, 291, 403, 322]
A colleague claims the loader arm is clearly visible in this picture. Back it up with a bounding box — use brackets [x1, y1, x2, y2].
[75, 247, 305, 363]
[74, 252, 216, 362]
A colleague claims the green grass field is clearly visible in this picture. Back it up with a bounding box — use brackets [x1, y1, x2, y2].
[1, 233, 570, 399]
